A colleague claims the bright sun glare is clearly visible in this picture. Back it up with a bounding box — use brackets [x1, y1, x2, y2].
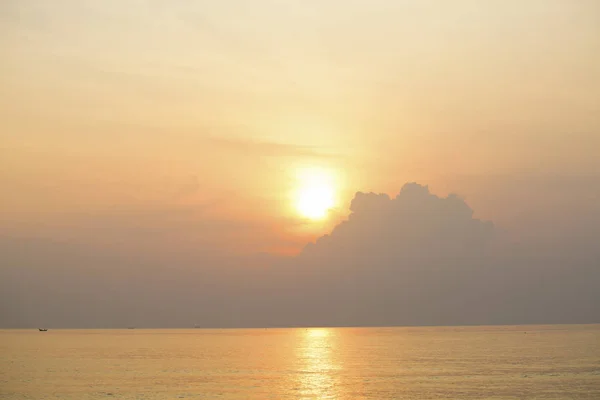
[295, 168, 336, 220]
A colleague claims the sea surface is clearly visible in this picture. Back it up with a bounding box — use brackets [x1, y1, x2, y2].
[1, 325, 599, 399]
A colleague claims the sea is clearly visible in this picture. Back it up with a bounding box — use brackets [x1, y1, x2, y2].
[1, 325, 599, 399]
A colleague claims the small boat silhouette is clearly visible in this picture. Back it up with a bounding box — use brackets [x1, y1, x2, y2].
[38, 328, 48, 332]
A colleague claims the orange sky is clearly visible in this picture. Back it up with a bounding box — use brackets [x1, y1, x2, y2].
[2, 0, 599, 255]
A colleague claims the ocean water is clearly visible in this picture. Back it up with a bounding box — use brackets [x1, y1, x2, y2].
[1, 325, 599, 399]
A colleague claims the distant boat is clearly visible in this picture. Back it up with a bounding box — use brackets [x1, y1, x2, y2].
[38, 328, 48, 332]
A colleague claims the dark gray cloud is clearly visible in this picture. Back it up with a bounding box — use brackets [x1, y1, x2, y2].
[1, 183, 598, 328]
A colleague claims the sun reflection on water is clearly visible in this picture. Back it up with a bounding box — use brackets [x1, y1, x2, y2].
[307, 328, 330, 338]
[296, 328, 341, 399]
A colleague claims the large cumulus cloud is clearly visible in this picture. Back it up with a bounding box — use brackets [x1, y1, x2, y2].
[303, 183, 494, 261]
[275, 183, 599, 327]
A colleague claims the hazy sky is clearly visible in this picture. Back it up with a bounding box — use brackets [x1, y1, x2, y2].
[1, 1, 599, 327]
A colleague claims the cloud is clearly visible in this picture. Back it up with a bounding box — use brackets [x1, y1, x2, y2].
[280, 183, 599, 327]
[1, 182, 598, 328]
[302, 183, 494, 260]
[205, 135, 342, 159]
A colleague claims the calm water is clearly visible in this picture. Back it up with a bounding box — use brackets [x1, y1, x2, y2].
[1, 325, 599, 399]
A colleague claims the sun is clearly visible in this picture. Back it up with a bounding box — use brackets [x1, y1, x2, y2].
[297, 185, 334, 219]
[294, 168, 336, 220]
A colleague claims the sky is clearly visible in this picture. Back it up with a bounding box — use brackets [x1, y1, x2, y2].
[1, 0, 599, 327]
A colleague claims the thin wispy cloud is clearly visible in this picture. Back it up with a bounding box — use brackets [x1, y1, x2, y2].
[204, 135, 344, 159]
